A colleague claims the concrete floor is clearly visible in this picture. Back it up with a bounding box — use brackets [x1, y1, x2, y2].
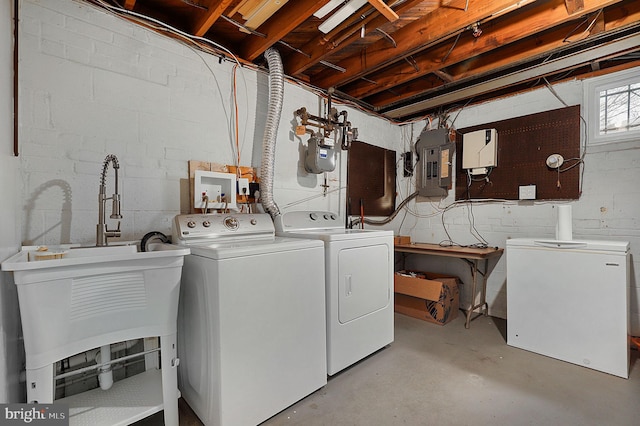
[143, 313, 640, 425]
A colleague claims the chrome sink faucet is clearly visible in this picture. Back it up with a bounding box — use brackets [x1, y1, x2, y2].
[96, 154, 122, 246]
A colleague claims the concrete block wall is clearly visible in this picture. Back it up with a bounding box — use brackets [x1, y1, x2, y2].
[396, 79, 640, 335]
[18, 0, 402, 247]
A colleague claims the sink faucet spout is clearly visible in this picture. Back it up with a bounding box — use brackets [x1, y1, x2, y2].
[97, 154, 122, 247]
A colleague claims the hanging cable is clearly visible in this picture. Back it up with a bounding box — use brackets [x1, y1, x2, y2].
[233, 64, 241, 171]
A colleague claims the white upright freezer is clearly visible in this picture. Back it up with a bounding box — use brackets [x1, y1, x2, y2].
[506, 238, 630, 378]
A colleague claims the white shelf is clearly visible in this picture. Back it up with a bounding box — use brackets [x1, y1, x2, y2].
[57, 369, 169, 426]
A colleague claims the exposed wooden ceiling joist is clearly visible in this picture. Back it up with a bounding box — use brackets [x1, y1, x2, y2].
[343, 0, 630, 102]
[366, 5, 640, 107]
[367, 0, 400, 22]
[84, 0, 640, 121]
[310, 0, 536, 89]
[283, 0, 428, 77]
[240, 0, 331, 61]
[383, 30, 640, 118]
[192, 0, 235, 37]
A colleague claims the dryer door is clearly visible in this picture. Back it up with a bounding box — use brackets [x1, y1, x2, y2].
[338, 244, 390, 323]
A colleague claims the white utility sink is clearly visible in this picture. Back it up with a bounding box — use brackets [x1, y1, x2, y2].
[1, 242, 189, 367]
[1, 242, 190, 414]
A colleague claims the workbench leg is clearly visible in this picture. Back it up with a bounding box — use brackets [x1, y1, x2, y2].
[480, 259, 489, 317]
[464, 260, 478, 329]
[465, 259, 490, 329]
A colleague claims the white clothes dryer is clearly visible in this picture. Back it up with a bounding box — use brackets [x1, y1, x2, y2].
[173, 213, 326, 426]
[275, 211, 394, 376]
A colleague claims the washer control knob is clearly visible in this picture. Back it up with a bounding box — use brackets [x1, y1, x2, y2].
[203, 221, 211, 227]
[224, 216, 239, 230]
[187, 221, 196, 228]
[250, 219, 257, 225]
[309, 213, 318, 221]
[323, 214, 329, 220]
[330, 214, 337, 220]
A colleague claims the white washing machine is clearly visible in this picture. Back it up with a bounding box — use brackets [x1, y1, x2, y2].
[173, 213, 327, 426]
[275, 211, 394, 376]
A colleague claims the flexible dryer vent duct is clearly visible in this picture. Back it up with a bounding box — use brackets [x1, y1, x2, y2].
[260, 47, 284, 218]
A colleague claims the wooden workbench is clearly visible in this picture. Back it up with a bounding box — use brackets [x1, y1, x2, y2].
[394, 243, 504, 329]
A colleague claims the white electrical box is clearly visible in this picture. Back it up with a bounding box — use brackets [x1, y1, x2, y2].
[194, 170, 237, 211]
[462, 129, 498, 175]
[519, 185, 536, 200]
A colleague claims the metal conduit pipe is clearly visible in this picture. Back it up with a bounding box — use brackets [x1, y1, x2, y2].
[351, 191, 419, 226]
[260, 47, 285, 219]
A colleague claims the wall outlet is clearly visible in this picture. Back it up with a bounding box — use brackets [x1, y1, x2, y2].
[237, 178, 250, 196]
[519, 185, 536, 200]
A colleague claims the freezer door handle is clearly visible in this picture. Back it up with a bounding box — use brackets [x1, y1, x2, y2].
[533, 240, 588, 249]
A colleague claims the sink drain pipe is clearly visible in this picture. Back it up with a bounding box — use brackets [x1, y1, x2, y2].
[260, 47, 284, 219]
[97, 345, 113, 390]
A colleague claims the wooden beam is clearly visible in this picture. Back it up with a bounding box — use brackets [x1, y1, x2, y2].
[192, 0, 235, 37]
[342, 0, 627, 100]
[432, 69, 454, 83]
[565, 0, 584, 14]
[365, 0, 639, 107]
[283, 0, 427, 76]
[590, 9, 606, 35]
[368, 0, 399, 22]
[123, 0, 136, 10]
[311, 0, 533, 89]
[240, 0, 331, 61]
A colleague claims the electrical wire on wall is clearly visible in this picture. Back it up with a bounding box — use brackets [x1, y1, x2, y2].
[232, 64, 241, 170]
[89, 0, 436, 136]
[397, 122, 415, 234]
[91, 0, 250, 170]
[542, 77, 587, 195]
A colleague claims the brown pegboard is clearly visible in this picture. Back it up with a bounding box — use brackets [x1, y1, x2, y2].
[455, 105, 581, 200]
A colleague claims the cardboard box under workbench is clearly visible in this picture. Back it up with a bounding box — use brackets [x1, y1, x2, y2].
[394, 270, 460, 326]
[393, 235, 411, 245]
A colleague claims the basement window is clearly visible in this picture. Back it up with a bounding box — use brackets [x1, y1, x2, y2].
[584, 67, 640, 145]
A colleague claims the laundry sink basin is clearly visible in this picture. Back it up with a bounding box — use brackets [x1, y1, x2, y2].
[2, 242, 188, 273]
[1, 243, 190, 370]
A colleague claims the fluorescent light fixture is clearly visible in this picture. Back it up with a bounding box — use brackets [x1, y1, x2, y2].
[318, 0, 368, 34]
[314, 0, 345, 19]
[239, 0, 289, 32]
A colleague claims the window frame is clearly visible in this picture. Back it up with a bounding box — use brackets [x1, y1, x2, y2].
[583, 67, 640, 146]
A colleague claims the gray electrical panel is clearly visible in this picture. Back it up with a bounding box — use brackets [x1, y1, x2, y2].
[415, 128, 455, 197]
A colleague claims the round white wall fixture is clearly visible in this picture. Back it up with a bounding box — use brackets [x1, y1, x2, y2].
[546, 154, 564, 168]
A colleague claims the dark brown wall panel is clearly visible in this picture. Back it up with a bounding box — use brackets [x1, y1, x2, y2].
[455, 105, 581, 200]
[347, 141, 396, 216]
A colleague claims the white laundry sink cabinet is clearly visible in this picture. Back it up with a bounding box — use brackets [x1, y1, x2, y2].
[1, 243, 190, 426]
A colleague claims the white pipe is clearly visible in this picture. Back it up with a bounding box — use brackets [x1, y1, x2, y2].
[260, 47, 284, 218]
[97, 345, 113, 390]
[57, 340, 139, 372]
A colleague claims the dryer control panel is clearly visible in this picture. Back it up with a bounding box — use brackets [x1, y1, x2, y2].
[274, 210, 342, 232]
[173, 213, 274, 245]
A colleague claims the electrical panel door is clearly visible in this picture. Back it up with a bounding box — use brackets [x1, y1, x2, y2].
[415, 128, 454, 197]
